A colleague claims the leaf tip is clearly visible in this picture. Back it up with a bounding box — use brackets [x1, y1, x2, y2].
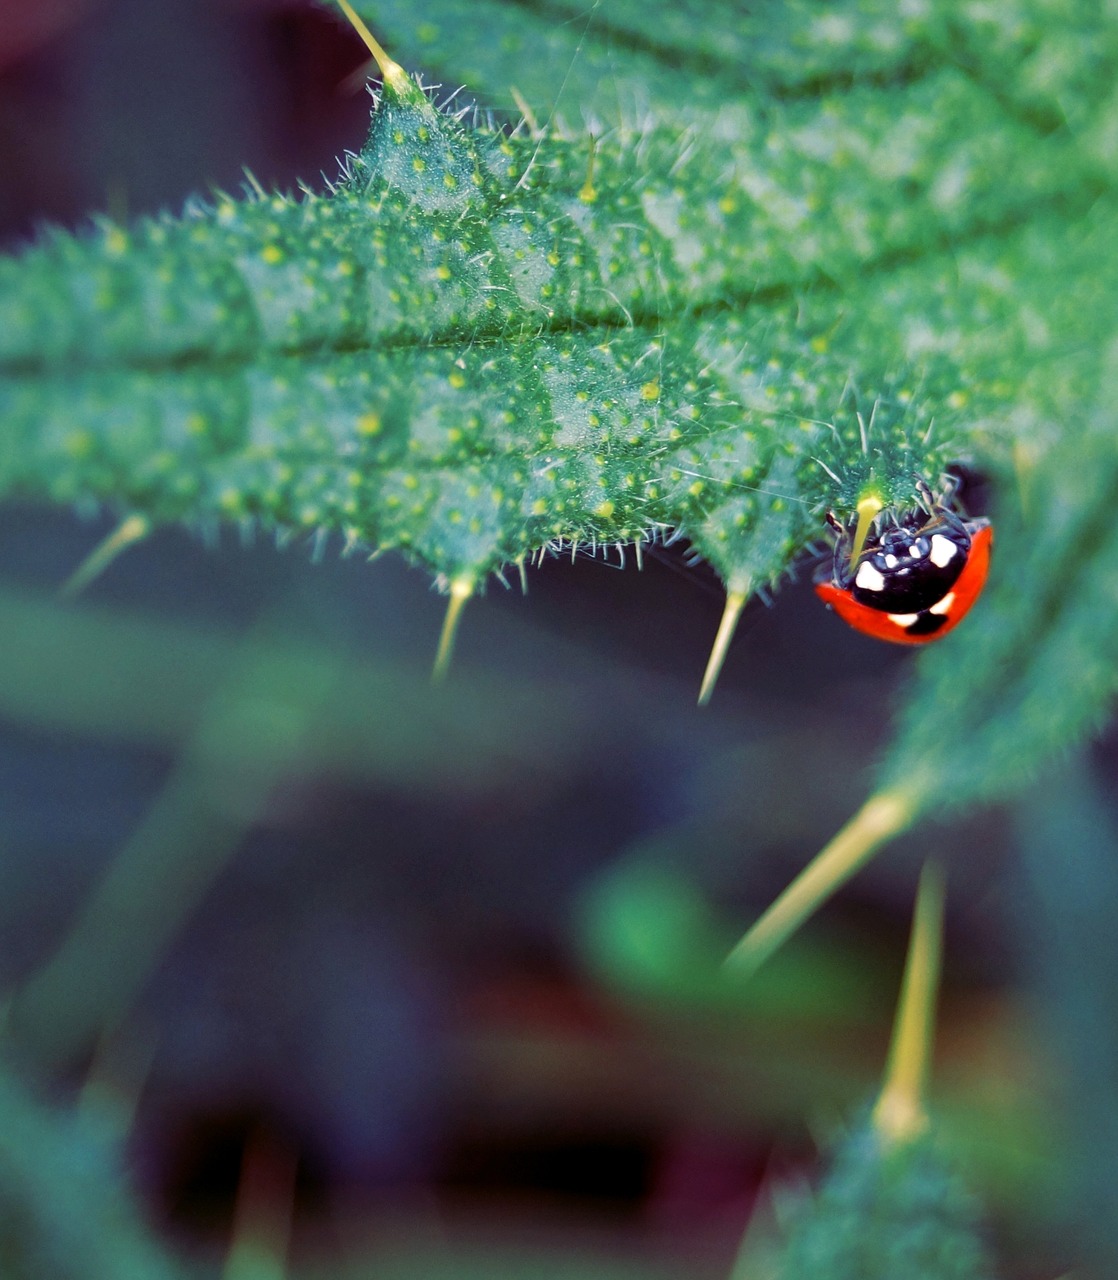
[432, 577, 474, 683]
[697, 587, 748, 706]
[872, 859, 945, 1148]
[224, 1126, 297, 1280]
[336, 0, 413, 99]
[848, 493, 885, 569]
[60, 514, 151, 599]
[724, 788, 918, 979]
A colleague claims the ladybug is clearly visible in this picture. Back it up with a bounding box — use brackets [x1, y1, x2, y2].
[814, 487, 993, 645]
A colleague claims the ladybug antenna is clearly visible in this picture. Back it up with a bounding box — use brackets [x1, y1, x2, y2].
[848, 494, 884, 569]
[432, 577, 473, 682]
[697, 586, 749, 706]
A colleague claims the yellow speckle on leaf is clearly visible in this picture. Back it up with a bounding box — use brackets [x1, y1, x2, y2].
[357, 413, 382, 436]
[104, 227, 127, 256]
[436, 264, 452, 281]
[449, 370, 466, 388]
[261, 244, 283, 264]
[531, 498, 548, 515]
[947, 390, 968, 409]
[718, 195, 736, 215]
[65, 431, 95, 459]
[595, 500, 615, 518]
[412, 156, 427, 173]
[811, 335, 829, 353]
[640, 381, 660, 402]
[403, 474, 420, 491]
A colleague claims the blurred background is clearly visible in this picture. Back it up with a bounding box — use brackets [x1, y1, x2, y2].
[0, 2, 1101, 1276]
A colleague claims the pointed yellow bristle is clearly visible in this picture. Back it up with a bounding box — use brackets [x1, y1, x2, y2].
[849, 494, 884, 570]
[223, 1128, 297, 1280]
[336, 0, 409, 95]
[698, 588, 748, 706]
[509, 86, 542, 139]
[432, 578, 473, 683]
[60, 514, 150, 598]
[725, 788, 916, 977]
[872, 860, 945, 1146]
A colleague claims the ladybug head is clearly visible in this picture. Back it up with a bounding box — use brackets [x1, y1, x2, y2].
[844, 512, 973, 614]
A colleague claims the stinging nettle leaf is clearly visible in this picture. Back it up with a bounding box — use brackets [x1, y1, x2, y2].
[2, 0, 1117, 791]
[1, 0, 1095, 600]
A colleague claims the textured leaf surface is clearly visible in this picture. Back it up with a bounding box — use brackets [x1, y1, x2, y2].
[776, 1122, 994, 1280]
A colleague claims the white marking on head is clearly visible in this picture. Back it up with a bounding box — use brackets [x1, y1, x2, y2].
[929, 592, 956, 616]
[888, 613, 919, 627]
[884, 554, 898, 569]
[855, 562, 887, 592]
[929, 534, 957, 568]
[908, 544, 922, 558]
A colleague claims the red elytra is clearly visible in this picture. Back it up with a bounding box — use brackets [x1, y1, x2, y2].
[815, 522, 993, 645]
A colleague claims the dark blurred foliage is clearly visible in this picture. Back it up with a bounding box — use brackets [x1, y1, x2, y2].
[0, 2, 1110, 1276]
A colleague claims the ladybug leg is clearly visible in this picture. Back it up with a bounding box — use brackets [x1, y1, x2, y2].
[824, 511, 853, 587]
[916, 476, 968, 524]
[914, 477, 938, 512]
[926, 503, 973, 540]
[914, 478, 973, 540]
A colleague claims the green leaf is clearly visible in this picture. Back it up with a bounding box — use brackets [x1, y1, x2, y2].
[0, 1062, 185, 1280]
[775, 1122, 996, 1280]
[0, 1, 1088, 583]
[2, 0, 1118, 789]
